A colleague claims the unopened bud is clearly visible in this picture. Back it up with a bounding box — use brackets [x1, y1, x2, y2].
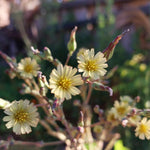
[31, 46, 40, 54]
[122, 119, 128, 127]
[93, 82, 113, 96]
[131, 108, 137, 115]
[135, 96, 140, 103]
[0, 51, 17, 68]
[41, 75, 50, 88]
[52, 99, 59, 111]
[44, 47, 53, 62]
[77, 126, 84, 133]
[78, 111, 84, 127]
[99, 109, 104, 115]
[65, 139, 71, 146]
[94, 105, 100, 114]
[67, 26, 77, 55]
[19, 83, 31, 94]
[38, 72, 45, 88]
[103, 29, 129, 61]
[40, 87, 46, 96]
[73, 100, 81, 106]
[5, 69, 16, 79]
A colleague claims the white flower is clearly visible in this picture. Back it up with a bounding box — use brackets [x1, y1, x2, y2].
[0, 98, 10, 109]
[18, 57, 40, 78]
[135, 117, 150, 140]
[77, 48, 108, 80]
[49, 64, 83, 100]
[3, 100, 39, 135]
[113, 101, 131, 120]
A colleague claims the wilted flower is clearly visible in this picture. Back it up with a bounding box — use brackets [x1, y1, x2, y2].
[49, 64, 83, 100]
[77, 48, 108, 80]
[18, 57, 40, 78]
[135, 117, 150, 140]
[3, 100, 39, 135]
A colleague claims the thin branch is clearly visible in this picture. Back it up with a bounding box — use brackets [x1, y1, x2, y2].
[104, 133, 120, 150]
[0, 139, 64, 148]
[39, 120, 67, 141]
[65, 54, 71, 65]
[85, 82, 92, 105]
[56, 107, 74, 140]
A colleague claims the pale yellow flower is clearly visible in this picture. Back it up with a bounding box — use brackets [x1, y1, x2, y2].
[0, 98, 10, 109]
[107, 108, 118, 125]
[49, 64, 83, 100]
[120, 96, 133, 104]
[128, 115, 141, 125]
[128, 53, 145, 66]
[3, 100, 39, 135]
[77, 48, 108, 80]
[113, 101, 130, 120]
[135, 117, 150, 140]
[139, 63, 147, 72]
[120, 69, 128, 77]
[93, 125, 103, 134]
[18, 57, 40, 78]
[77, 48, 87, 57]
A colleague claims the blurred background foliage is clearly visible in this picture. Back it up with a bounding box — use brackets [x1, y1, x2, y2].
[0, 0, 150, 149]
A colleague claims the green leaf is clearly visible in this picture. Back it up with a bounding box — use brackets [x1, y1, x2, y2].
[114, 140, 130, 150]
[84, 142, 97, 150]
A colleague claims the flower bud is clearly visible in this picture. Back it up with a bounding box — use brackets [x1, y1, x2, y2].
[93, 105, 100, 114]
[5, 69, 16, 79]
[67, 26, 77, 55]
[131, 108, 137, 115]
[103, 29, 129, 61]
[135, 96, 140, 103]
[77, 126, 84, 133]
[52, 99, 59, 111]
[44, 47, 53, 62]
[93, 82, 113, 96]
[19, 83, 31, 94]
[73, 100, 81, 106]
[122, 119, 128, 127]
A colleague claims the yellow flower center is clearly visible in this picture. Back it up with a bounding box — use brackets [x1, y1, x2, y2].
[57, 77, 71, 90]
[14, 110, 28, 123]
[139, 124, 147, 133]
[85, 60, 97, 71]
[117, 106, 126, 115]
[94, 126, 102, 133]
[24, 64, 33, 73]
[108, 113, 116, 121]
